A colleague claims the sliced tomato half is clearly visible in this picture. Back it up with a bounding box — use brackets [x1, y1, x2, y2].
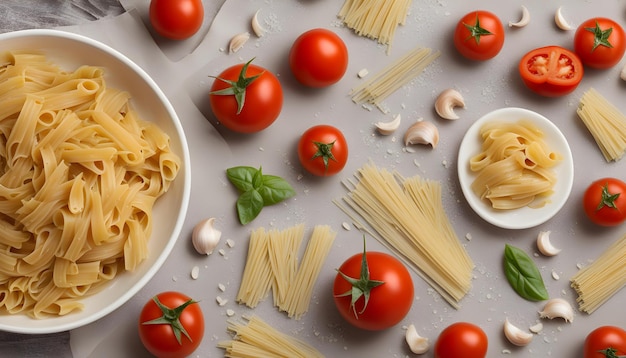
[519, 46, 584, 97]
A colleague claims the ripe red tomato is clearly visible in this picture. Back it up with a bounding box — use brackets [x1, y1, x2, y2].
[453, 10, 505, 61]
[333, 247, 414, 331]
[297, 125, 348, 176]
[584, 326, 626, 358]
[138, 291, 204, 358]
[574, 17, 626, 69]
[434, 322, 488, 358]
[519, 46, 584, 97]
[289, 28, 349, 87]
[149, 0, 204, 40]
[209, 59, 283, 133]
[583, 178, 626, 226]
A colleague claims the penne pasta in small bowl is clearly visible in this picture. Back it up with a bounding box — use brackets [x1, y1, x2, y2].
[457, 107, 573, 229]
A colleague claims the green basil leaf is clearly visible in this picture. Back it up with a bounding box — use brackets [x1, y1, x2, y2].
[236, 189, 264, 225]
[226, 166, 258, 192]
[258, 174, 296, 205]
[503, 244, 549, 301]
[252, 166, 263, 189]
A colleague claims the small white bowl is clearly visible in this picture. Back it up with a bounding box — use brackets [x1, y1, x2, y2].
[457, 107, 573, 230]
[0, 29, 191, 333]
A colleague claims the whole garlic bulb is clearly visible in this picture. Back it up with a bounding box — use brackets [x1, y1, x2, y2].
[192, 218, 221, 255]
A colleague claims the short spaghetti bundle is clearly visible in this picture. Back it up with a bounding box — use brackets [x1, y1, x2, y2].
[236, 224, 335, 319]
[335, 163, 474, 308]
[218, 315, 324, 358]
[338, 0, 412, 51]
[470, 120, 562, 210]
[0, 51, 180, 318]
[571, 232, 626, 314]
[577, 87, 626, 162]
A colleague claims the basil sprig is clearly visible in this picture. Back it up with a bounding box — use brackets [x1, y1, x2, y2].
[503, 244, 549, 301]
[226, 166, 295, 225]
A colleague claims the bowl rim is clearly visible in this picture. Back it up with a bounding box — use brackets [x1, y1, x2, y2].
[457, 107, 574, 230]
[0, 29, 191, 334]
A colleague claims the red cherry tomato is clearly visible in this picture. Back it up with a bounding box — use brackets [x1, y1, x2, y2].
[434, 322, 488, 358]
[209, 59, 283, 133]
[584, 326, 626, 358]
[519, 46, 584, 97]
[149, 0, 204, 40]
[583, 178, 626, 226]
[138, 291, 204, 358]
[289, 28, 349, 87]
[453, 10, 505, 61]
[333, 248, 413, 331]
[297, 125, 348, 176]
[574, 17, 626, 69]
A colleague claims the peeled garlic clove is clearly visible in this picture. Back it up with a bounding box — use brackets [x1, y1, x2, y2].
[404, 120, 439, 148]
[405, 324, 429, 354]
[229, 32, 250, 54]
[539, 298, 574, 323]
[435, 89, 465, 120]
[620, 63, 626, 81]
[555, 7, 573, 31]
[503, 318, 533, 346]
[509, 5, 530, 28]
[529, 322, 543, 333]
[375, 114, 401, 135]
[192, 218, 222, 255]
[251, 9, 265, 37]
[537, 230, 561, 256]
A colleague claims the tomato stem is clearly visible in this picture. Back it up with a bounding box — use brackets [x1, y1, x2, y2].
[209, 58, 263, 114]
[311, 140, 337, 173]
[598, 347, 626, 358]
[596, 183, 620, 211]
[464, 13, 493, 44]
[586, 21, 615, 51]
[142, 296, 197, 345]
[335, 236, 384, 318]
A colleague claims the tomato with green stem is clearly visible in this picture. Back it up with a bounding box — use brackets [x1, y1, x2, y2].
[297, 125, 348, 176]
[584, 326, 626, 358]
[289, 28, 349, 87]
[519, 46, 584, 97]
[209, 58, 283, 133]
[434, 322, 488, 358]
[149, 0, 204, 40]
[333, 238, 413, 331]
[138, 291, 204, 358]
[453, 10, 505, 61]
[574, 17, 626, 69]
[583, 178, 626, 226]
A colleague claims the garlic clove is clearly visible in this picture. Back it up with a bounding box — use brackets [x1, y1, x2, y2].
[229, 32, 250, 54]
[404, 120, 439, 148]
[539, 298, 574, 323]
[620, 63, 626, 81]
[509, 5, 530, 28]
[529, 322, 543, 333]
[192, 218, 222, 255]
[435, 89, 465, 120]
[405, 324, 429, 354]
[251, 9, 265, 37]
[537, 230, 561, 256]
[503, 318, 533, 346]
[555, 7, 573, 31]
[375, 114, 401, 135]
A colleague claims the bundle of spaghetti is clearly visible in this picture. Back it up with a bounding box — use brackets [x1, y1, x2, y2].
[236, 228, 273, 308]
[334, 163, 474, 308]
[350, 46, 440, 111]
[577, 87, 626, 162]
[218, 315, 324, 358]
[469, 120, 561, 210]
[281, 225, 335, 319]
[338, 0, 411, 49]
[236, 224, 335, 319]
[571, 232, 626, 314]
[0, 51, 180, 318]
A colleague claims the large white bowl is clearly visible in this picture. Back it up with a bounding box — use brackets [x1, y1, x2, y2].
[457, 107, 573, 230]
[0, 29, 190, 333]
